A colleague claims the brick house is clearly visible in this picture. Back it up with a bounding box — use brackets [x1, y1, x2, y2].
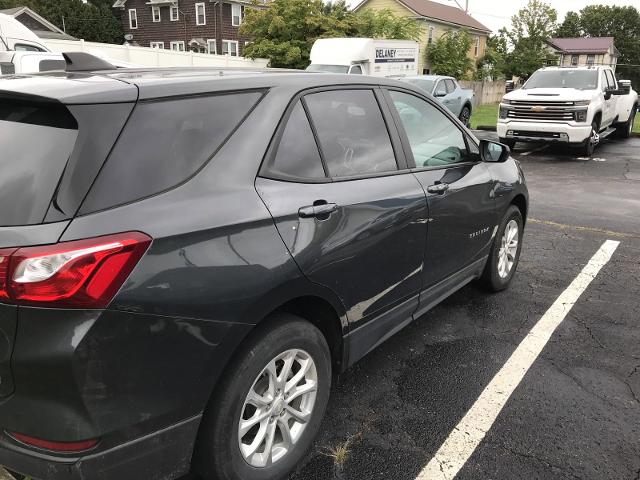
[112, 0, 263, 57]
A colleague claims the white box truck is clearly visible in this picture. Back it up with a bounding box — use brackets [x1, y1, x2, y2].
[307, 38, 419, 77]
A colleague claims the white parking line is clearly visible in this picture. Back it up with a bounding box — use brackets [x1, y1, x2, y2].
[518, 145, 549, 156]
[416, 239, 620, 480]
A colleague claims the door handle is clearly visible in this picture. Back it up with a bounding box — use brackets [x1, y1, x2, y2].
[427, 183, 449, 194]
[298, 202, 338, 218]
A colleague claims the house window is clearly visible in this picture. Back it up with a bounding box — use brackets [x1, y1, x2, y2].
[428, 26, 434, 45]
[150, 42, 165, 49]
[170, 6, 179, 21]
[231, 4, 243, 26]
[128, 9, 137, 29]
[152, 6, 161, 22]
[222, 39, 238, 56]
[195, 3, 206, 25]
[571, 54, 579, 66]
[170, 41, 185, 52]
[587, 54, 595, 66]
[207, 40, 217, 54]
[474, 36, 480, 57]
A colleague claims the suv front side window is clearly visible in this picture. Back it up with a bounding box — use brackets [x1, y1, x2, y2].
[304, 89, 398, 178]
[389, 90, 471, 168]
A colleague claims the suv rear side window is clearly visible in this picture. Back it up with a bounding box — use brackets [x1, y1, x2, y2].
[264, 101, 326, 181]
[0, 101, 78, 225]
[304, 90, 397, 178]
[81, 91, 263, 213]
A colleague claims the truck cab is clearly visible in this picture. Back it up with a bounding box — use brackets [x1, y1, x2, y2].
[498, 66, 638, 156]
[0, 13, 49, 52]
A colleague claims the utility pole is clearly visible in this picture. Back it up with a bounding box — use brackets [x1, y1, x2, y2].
[466, 0, 469, 12]
[62, 15, 66, 33]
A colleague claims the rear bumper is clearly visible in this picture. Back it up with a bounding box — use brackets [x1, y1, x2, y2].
[497, 121, 592, 144]
[1, 415, 200, 480]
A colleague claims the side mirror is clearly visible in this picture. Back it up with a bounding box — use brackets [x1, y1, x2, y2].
[434, 91, 447, 98]
[480, 139, 510, 163]
[604, 90, 612, 100]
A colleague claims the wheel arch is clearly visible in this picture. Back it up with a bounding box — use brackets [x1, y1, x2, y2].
[510, 194, 528, 225]
[593, 110, 602, 128]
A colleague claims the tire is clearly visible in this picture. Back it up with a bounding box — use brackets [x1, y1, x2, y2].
[615, 106, 636, 139]
[459, 105, 471, 128]
[194, 314, 332, 480]
[479, 205, 523, 292]
[579, 121, 599, 157]
[499, 137, 516, 150]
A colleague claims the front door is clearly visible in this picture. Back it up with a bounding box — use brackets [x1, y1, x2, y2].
[385, 88, 497, 289]
[256, 88, 428, 328]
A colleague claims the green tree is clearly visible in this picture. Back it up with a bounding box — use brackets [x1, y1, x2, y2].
[501, 0, 558, 79]
[0, 0, 123, 44]
[556, 5, 640, 86]
[240, 0, 420, 68]
[351, 9, 420, 41]
[475, 34, 506, 80]
[555, 11, 581, 37]
[427, 29, 473, 79]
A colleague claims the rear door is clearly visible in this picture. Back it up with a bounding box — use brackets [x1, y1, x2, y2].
[256, 87, 428, 330]
[384, 87, 497, 291]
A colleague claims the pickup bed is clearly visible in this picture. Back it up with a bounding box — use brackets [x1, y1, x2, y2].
[497, 66, 638, 156]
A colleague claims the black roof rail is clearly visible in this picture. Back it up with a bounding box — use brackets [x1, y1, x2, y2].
[62, 52, 116, 72]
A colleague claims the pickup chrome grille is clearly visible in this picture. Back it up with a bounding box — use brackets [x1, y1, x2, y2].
[505, 100, 577, 121]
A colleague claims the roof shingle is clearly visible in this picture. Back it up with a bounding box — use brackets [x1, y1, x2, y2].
[356, 0, 490, 32]
[547, 37, 616, 54]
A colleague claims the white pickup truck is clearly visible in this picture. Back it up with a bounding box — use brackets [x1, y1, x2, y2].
[498, 66, 638, 156]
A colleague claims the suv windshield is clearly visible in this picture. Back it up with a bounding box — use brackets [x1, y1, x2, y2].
[524, 70, 598, 90]
[0, 100, 78, 225]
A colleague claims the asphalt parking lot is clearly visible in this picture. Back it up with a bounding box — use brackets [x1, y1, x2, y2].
[286, 135, 640, 480]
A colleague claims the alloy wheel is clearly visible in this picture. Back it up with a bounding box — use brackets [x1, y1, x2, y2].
[238, 349, 318, 468]
[498, 220, 519, 278]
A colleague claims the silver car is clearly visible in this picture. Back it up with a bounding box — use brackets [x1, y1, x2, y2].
[399, 75, 474, 127]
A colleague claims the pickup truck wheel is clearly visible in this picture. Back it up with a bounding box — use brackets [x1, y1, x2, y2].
[193, 314, 331, 480]
[499, 137, 516, 150]
[579, 122, 599, 157]
[459, 105, 471, 127]
[615, 107, 636, 139]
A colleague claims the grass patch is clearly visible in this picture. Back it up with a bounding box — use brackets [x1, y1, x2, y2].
[471, 103, 499, 129]
[633, 112, 640, 134]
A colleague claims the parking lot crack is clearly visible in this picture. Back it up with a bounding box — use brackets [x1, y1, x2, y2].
[547, 359, 621, 409]
[489, 441, 584, 480]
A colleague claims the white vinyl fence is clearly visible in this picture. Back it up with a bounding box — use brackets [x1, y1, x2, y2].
[44, 39, 269, 69]
[459, 80, 507, 106]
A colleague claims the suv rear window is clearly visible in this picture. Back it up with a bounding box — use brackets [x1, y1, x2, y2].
[0, 101, 78, 226]
[81, 90, 263, 213]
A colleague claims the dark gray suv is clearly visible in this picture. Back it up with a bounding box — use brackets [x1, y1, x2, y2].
[0, 60, 527, 480]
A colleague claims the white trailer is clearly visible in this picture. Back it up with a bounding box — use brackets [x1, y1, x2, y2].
[307, 38, 419, 77]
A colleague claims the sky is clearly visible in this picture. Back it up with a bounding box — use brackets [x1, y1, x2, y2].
[348, 0, 640, 33]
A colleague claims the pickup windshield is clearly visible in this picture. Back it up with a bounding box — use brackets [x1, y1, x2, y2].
[403, 79, 436, 94]
[524, 70, 598, 90]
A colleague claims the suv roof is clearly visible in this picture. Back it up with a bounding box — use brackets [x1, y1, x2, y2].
[1, 68, 403, 104]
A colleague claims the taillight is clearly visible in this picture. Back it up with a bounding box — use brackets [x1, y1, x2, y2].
[8, 431, 99, 452]
[0, 232, 151, 309]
